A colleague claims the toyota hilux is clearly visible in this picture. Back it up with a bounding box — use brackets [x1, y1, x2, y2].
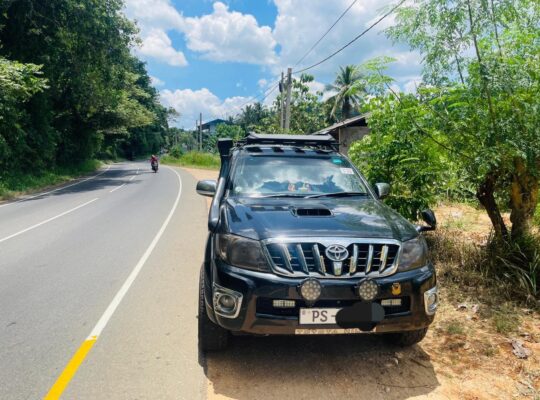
[196, 133, 438, 351]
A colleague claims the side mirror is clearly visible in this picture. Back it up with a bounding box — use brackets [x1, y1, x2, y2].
[196, 180, 217, 197]
[374, 183, 390, 199]
[416, 209, 437, 232]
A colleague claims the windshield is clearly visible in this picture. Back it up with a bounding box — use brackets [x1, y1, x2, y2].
[230, 155, 370, 197]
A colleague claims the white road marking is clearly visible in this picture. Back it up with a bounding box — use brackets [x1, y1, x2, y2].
[109, 184, 126, 193]
[87, 167, 182, 339]
[0, 198, 99, 244]
[0, 165, 111, 209]
[129, 175, 136, 181]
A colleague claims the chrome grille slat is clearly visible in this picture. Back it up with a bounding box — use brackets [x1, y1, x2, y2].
[264, 239, 400, 278]
[379, 245, 388, 273]
[279, 244, 293, 273]
[296, 244, 309, 274]
[349, 244, 358, 275]
[366, 245, 374, 273]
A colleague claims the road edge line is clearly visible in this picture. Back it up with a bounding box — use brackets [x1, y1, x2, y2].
[42, 166, 183, 400]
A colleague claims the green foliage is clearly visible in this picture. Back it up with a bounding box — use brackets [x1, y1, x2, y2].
[349, 94, 450, 220]
[161, 152, 220, 170]
[0, 159, 101, 200]
[325, 65, 366, 121]
[0, 0, 169, 176]
[249, 74, 328, 134]
[203, 124, 244, 153]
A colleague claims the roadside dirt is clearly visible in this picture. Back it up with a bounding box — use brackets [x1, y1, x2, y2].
[185, 168, 540, 400]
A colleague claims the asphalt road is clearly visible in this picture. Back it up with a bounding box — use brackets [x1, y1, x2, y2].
[0, 162, 208, 400]
[0, 162, 444, 400]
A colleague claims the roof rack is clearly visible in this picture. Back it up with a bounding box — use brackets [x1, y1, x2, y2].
[241, 133, 338, 151]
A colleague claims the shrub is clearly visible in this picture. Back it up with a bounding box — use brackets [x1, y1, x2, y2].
[161, 151, 220, 170]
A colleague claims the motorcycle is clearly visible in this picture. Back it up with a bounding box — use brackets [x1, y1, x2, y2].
[151, 160, 159, 173]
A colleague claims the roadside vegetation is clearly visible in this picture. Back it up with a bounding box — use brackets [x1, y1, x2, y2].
[161, 151, 220, 170]
[0, 160, 102, 200]
[0, 0, 177, 195]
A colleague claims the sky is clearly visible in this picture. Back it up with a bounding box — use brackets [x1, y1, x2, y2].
[123, 0, 422, 128]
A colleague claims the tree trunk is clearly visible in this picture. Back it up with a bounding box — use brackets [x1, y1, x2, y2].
[509, 158, 539, 239]
[476, 171, 509, 240]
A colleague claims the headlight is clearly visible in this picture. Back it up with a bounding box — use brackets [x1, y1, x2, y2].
[398, 236, 428, 271]
[215, 234, 269, 272]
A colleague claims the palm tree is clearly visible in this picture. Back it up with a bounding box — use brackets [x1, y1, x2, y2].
[325, 65, 365, 121]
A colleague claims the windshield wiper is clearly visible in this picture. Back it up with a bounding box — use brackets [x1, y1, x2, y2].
[305, 192, 368, 199]
[257, 193, 308, 198]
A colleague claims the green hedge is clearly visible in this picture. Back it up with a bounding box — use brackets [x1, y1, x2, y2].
[161, 152, 220, 170]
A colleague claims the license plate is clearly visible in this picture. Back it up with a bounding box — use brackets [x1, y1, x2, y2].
[295, 328, 366, 335]
[299, 308, 340, 325]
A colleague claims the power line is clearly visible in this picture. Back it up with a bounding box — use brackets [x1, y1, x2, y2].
[294, 0, 358, 68]
[293, 0, 406, 75]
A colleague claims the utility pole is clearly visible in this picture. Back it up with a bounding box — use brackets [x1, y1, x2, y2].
[199, 113, 203, 152]
[279, 71, 285, 130]
[284, 68, 292, 132]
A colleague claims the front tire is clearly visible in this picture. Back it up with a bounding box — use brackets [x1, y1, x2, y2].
[384, 328, 428, 347]
[198, 266, 229, 351]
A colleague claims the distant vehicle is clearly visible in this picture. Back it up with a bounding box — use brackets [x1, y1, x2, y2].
[150, 155, 159, 173]
[196, 133, 438, 351]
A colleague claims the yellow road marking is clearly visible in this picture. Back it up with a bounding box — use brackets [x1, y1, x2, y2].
[43, 336, 97, 400]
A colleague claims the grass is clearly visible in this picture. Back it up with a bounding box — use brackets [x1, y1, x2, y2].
[161, 151, 220, 170]
[445, 320, 466, 335]
[0, 160, 102, 201]
[492, 303, 521, 334]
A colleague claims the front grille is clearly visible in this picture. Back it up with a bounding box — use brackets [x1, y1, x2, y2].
[263, 239, 400, 278]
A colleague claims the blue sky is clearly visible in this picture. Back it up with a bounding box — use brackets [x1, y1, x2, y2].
[124, 0, 422, 128]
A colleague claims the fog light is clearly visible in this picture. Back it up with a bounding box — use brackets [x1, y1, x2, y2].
[273, 300, 296, 308]
[381, 298, 402, 307]
[424, 285, 438, 315]
[357, 279, 378, 301]
[213, 283, 242, 319]
[218, 294, 236, 309]
[299, 279, 322, 302]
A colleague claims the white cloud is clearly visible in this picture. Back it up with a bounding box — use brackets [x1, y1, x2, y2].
[150, 76, 165, 87]
[124, 0, 184, 31]
[137, 29, 188, 67]
[258, 78, 268, 88]
[181, 2, 277, 65]
[272, 0, 420, 88]
[403, 76, 422, 93]
[160, 88, 252, 128]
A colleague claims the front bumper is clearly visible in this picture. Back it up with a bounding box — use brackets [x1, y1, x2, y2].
[204, 260, 437, 335]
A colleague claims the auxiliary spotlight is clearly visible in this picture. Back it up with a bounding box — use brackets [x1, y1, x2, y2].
[299, 278, 322, 302]
[357, 279, 378, 301]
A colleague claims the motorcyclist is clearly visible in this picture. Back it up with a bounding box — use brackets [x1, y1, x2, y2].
[150, 154, 159, 172]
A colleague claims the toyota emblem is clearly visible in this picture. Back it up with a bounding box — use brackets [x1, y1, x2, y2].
[325, 244, 349, 262]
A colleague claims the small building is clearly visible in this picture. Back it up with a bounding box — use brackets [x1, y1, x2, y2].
[200, 119, 231, 135]
[313, 113, 370, 155]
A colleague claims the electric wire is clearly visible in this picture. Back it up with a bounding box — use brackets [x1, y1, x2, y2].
[293, 0, 407, 75]
[293, 0, 358, 68]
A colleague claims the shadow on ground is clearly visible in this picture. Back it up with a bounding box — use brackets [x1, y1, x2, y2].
[204, 334, 439, 400]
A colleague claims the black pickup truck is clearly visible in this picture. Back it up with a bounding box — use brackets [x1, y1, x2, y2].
[196, 133, 438, 351]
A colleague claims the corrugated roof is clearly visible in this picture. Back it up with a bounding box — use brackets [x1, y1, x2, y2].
[312, 113, 371, 135]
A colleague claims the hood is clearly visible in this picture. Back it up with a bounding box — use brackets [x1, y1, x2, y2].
[220, 197, 418, 242]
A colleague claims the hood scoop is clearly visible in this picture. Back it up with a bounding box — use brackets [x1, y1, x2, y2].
[292, 207, 333, 217]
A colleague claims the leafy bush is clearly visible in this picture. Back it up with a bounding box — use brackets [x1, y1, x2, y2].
[169, 146, 184, 159]
[349, 95, 450, 220]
